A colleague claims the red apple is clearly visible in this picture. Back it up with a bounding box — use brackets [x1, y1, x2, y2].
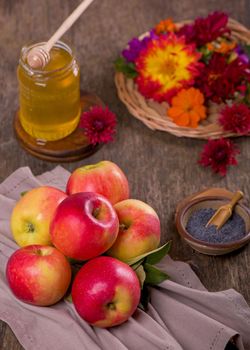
[11, 186, 67, 247]
[72, 256, 140, 328]
[50, 192, 119, 261]
[107, 199, 161, 261]
[6, 245, 71, 306]
[66, 160, 129, 205]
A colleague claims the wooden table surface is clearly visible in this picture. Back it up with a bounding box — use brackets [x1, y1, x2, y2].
[1, 0, 250, 349]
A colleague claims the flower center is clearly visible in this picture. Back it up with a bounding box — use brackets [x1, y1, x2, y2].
[185, 105, 193, 113]
[214, 148, 228, 162]
[93, 119, 105, 131]
[159, 59, 177, 77]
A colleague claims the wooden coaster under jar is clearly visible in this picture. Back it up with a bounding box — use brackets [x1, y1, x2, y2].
[14, 92, 103, 162]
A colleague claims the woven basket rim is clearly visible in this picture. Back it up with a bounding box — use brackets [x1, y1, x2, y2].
[115, 17, 250, 139]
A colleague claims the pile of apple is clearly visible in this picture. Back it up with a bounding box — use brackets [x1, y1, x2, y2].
[6, 161, 161, 328]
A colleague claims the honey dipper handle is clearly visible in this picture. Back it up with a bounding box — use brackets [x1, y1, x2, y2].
[229, 190, 244, 208]
[45, 0, 95, 52]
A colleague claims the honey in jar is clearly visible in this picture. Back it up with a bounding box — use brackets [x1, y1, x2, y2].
[17, 41, 81, 141]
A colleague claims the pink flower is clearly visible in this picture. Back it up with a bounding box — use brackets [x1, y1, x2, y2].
[198, 138, 240, 176]
[80, 106, 117, 145]
[219, 103, 250, 134]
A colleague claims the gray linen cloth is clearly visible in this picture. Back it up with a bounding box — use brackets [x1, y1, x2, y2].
[0, 166, 250, 350]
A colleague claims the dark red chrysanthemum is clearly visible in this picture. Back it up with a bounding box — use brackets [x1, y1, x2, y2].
[219, 103, 250, 134]
[79, 106, 117, 145]
[198, 138, 240, 176]
[177, 11, 229, 46]
[196, 53, 250, 103]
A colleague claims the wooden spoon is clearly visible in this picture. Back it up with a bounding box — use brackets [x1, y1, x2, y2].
[205, 190, 244, 230]
[27, 0, 95, 69]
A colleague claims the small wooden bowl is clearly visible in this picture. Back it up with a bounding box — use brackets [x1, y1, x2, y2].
[175, 196, 250, 255]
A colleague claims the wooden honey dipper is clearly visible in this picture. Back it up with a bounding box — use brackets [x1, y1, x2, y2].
[27, 0, 95, 69]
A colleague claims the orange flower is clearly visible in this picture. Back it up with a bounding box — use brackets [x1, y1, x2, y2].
[206, 40, 237, 54]
[167, 88, 207, 128]
[155, 18, 176, 34]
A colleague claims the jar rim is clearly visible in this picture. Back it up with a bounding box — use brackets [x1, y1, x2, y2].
[19, 40, 76, 77]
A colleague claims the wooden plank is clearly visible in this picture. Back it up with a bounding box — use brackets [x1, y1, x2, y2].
[0, 0, 249, 349]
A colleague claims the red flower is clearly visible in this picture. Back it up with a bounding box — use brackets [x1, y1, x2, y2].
[135, 34, 202, 103]
[196, 53, 250, 103]
[178, 12, 229, 46]
[219, 103, 250, 134]
[198, 138, 240, 176]
[79, 106, 117, 145]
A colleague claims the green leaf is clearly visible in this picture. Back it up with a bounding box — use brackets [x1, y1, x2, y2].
[114, 57, 138, 78]
[64, 293, 72, 303]
[144, 263, 169, 285]
[131, 258, 144, 271]
[135, 265, 146, 289]
[243, 44, 250, 57]
[145, 241, 171, 265]
[20, 191, 28, 197]
[125, 242, 171, 266]
[198, 45, 212, 61]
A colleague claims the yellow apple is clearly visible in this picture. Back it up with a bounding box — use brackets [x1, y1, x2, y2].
[11, 186, 67, 247]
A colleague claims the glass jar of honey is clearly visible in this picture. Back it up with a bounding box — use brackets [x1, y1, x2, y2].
[17, 41, 81, 141]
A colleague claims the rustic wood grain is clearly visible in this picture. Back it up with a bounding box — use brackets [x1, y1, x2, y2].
[0, 1, 249, 349]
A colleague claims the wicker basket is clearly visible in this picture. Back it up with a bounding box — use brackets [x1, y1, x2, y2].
[115, 18, 250, 139]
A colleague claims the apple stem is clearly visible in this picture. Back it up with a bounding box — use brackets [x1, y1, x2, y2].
[36, 249, 43, 256]
[119, 223, 129, 231]
[92, 207, 101, 219]
[26, 222, 35, 233]
[106, 302, 116, 311]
